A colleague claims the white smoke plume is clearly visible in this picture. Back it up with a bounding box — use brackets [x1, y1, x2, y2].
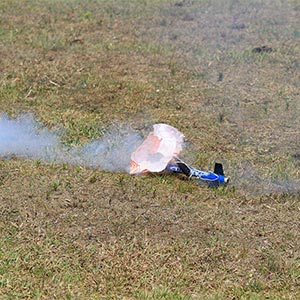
[0, 114, 143, 172]
[231, 161, 300, 197]
[1, 114, 299, 197]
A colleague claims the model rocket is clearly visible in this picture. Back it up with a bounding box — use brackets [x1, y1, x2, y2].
[130, 124, 229, 187]
[166, 157, 229, 187]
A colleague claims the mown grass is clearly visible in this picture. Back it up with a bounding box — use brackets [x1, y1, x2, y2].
[1, 0, 300, 299]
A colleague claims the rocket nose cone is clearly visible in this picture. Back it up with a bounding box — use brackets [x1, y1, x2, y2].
[224, 177, 230, 184]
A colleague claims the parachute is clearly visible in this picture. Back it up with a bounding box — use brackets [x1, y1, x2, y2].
[130, 123, 184, 174]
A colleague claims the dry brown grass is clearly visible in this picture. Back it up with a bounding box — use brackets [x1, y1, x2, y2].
[1, 0, 300, 299]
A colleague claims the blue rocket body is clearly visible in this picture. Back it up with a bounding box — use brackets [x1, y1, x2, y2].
[166, 159, 229, 187]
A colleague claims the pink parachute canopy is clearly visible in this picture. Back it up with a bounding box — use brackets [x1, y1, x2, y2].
[130, 124, 184, 174]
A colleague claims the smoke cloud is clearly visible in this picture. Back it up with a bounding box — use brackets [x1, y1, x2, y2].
[0, 114, 143, 173]
[230, 161, 300, 197]
[1, 114, 299, 197]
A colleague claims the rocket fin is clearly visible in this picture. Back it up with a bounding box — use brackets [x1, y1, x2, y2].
[214, 163, 224, 176]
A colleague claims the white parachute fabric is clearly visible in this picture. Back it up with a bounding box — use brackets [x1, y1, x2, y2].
[130, 124, 184, 174]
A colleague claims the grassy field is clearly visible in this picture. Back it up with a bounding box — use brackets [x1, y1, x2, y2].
[1, 0, 300, 299]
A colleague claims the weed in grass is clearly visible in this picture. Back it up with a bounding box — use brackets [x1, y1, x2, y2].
[218, 112, 225, 123]
[217, 72, 223, 82]
[136, 286, 191, 300]
[247, 278, 264, 293]
[169, 61, 178, 76]
[50, 181, 60, 192]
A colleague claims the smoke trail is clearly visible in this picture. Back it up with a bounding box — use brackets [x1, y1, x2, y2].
[0, 114, 59, 160]
[0, 114, 143, 172]
[231, 161, 300, 197]
[1, 114, 299, 196]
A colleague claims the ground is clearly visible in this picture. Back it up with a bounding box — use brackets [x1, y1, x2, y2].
[1, 0, 300, 299]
